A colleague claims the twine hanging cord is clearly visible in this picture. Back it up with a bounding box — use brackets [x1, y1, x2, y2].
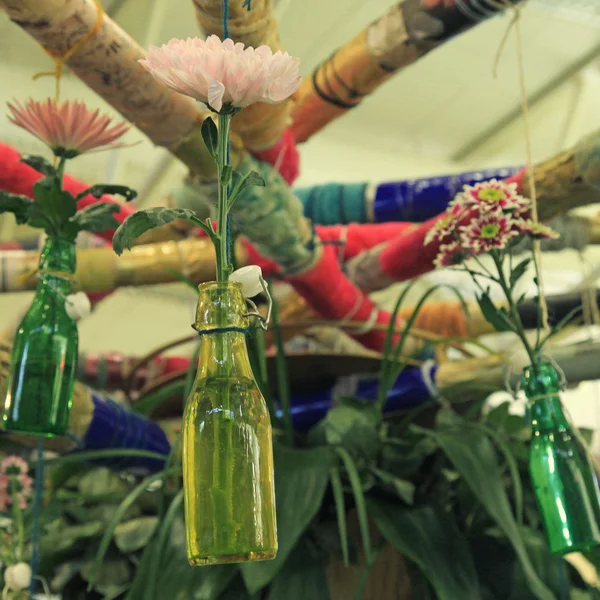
[32, 0, 105, 98]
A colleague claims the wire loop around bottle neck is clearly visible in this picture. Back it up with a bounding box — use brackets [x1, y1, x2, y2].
[192, 325, 249, 336]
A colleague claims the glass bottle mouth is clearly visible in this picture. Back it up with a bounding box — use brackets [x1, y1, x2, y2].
[194, 280, 249, 332]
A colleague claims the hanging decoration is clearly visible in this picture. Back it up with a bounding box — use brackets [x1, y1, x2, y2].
[427, 177, 600, 554]
[112, 32, 302, 565]
[0, 98, 136, 437]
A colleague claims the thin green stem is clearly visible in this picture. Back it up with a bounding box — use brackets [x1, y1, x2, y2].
[216, 113, 232, 282]
[470, 254, 497, 280]
[491, 252, 537, 366]
[56, 157, 67, 188]
[10, 479, 24, 562]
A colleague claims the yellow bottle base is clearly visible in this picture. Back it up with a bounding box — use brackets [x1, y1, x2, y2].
[188, 549, 277, 566]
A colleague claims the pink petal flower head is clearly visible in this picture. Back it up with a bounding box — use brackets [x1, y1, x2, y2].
[139, 35, 302, 113]
[424, 210, 460, 245]
[433, 241, 470, 269]
[513, 219, 560, 240]
[0, 456, 28, 477]
[459, 209, 518, 253]
[7, 98, 130, 158]
[454, 179, 529, 215]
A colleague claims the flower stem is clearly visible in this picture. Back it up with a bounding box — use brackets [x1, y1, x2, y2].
[216, 113, 232, 283]
[10, 478, 24, 562]
[56, 157, 67, 189]
[491, 251, 537, 366]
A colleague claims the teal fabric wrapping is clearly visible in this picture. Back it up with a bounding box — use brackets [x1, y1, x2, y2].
[295, 183, 368, 225]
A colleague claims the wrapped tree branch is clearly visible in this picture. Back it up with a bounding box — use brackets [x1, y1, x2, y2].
[193, 0, 293, 152]
[0, 0, 216, 177]
[290, 0, 523, 142]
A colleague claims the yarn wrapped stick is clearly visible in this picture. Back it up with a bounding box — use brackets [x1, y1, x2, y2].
[0, 237, 246, 293]
[0, 338, 171, 473]
[0, 0, 215, 177]
[290, 0, 523, 142]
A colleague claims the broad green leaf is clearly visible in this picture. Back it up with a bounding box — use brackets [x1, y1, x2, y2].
[20, 154, 55, 176]
[114, 516, 158, 552]
[368, 497, 481, 600]
[267, 541, 329, 600]
[80, 558, 130, 596]
[370, 467, 415, 504]
[201, 117, 219, 160]
[75, 184, 137, 202]
[510, 258, 531, 288]
[33, 178, 77, 226]
[476, 290, 514, 333]
[78, 467, 129, 496]
[228, 169, 266, 210]
[323, 405, 379, 462]
[112, 207, 203, 254]
[71, 202, 120, 234]
[0, 191, 34, 224]
[126, 515, 236, 600]
[240, 443, 334, 593]
[435, 412, 554, 600]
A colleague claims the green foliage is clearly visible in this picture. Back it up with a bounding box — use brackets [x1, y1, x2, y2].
[20, 154, 55, 176]
[227, 169, 266, 210]
[71, 202, 121, 234]
[0, 191, 34, 224]
[476, 290, 514, 333]
[75, 183, 137, 203]
[369, 498, 481, 600]
[201, 117, 219, 160]
[112, 207, 208, 255]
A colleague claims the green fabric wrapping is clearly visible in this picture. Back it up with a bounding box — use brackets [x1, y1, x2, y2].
[295, 183, 368, 225]
[230, 154, 318, 273]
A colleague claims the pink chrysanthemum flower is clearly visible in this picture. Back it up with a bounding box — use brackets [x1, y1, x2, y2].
[433, 241, 470, 269]
[139, 35, 302, 113]
[454, 179, 529, 215]
[0, 457, 32, 511]
[0, 456, 28, 477]
[459, 209, 518, 253]
[7, 98, 130, 158]
[513, 219, 560, 240]
[424, 208, 461, 245]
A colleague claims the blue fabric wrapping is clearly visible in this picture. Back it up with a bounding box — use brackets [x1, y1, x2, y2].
[277, 362, 438, 431]
[372, 166, 522, 223]
[81, 394, 171, 473]
[295, 183, 368, 225]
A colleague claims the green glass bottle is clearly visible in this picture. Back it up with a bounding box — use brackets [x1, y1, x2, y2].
[524, 362, 600, 554]
[2, 237, 78, 437]
[183, 281, 277, 566]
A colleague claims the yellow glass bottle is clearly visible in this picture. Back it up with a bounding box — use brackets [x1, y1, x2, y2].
[183, 281, 277, 566]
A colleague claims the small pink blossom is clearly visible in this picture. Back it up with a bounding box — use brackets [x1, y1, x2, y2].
[513, 219, 559, 240]
[453, 179, 529, 215]
[0, 456, 28, 477]
[424, 209, 460, 245]
[140, 36, 302, 113]
[459, 209, 518, 253]
[7, 98, 130, 157]
[433, 241, 470, 268]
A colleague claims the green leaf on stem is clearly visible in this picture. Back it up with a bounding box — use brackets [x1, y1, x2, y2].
[368, 497, 481, 600]
[71, 202, 121, 234]
[227, 170, 266, 210]
[434, 410, 554, 600]
[323, 405, 379, 463]
[33, 178, 77, 227]
[26, 202, 55, 233]
[0, 191, 34, 224]
[476, 290, 514, 333]
[201, 117, 219, 160]
[20, 154, 56, 177]
[330, 467, 350, 567]
[240, 443, 334, 593]
[221, 165, 233, 188]
[112, 207, 205, 255]
[75, 184, 137, 203]
[510, 258, 531, 288]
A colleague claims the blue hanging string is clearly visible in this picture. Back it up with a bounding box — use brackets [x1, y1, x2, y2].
[28, 439, 44, 598]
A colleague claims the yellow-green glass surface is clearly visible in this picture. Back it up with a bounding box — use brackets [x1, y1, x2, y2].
[2, 237, 78, 437]
[183, 281, 277, 566]
[524, 362, 600, 554]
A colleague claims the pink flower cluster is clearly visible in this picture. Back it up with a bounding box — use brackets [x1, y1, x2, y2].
[425, 179, 559, 268]
[0, 456, 33, 511]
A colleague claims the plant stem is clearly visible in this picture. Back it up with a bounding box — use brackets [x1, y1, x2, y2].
[10, 478, 24, 561]
[56, 157, 66, 188]
[216, 113, 232, 282]
[491, 252, 537, 366]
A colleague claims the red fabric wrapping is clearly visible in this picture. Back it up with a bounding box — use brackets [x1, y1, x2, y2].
[0, 143, 134, 241]
[250, 129, 300, 185]
[286, 245, 393, 351]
